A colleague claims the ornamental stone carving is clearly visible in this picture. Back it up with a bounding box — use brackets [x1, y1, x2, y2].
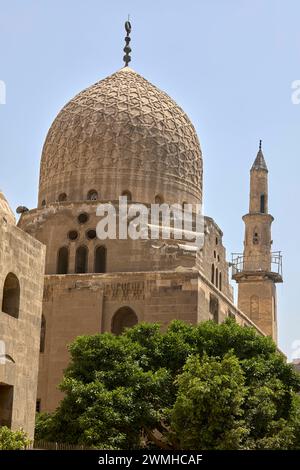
[39, 67, 202, 206]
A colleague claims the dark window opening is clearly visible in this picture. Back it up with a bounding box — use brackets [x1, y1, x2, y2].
[211, 264, 215, 284]
[78, 213, 89, 224]
[253, 231, 259, 245]
[0, 384, 14, 427]
[36, 399, 41, 413]
[40, 315, 46, 353]
[87, 190, 98, 201]
[155, 194, 164, 204]
[219, 272, 222, 291]
[41, 200, 46, 207]
[68, 230, 78, 241]
[260, 194, 265, 213]
[58, 193, 67, 202]
[75, 246, 88, 273]
[57, 247, 69, 274]
[2, 273, 20, 318]
[111, 306, 138, 335]
[87, 229, 97, 240]
[121, 190, 132, 201]
[215, 268, 219, 288]
[94, 246, 106, 273]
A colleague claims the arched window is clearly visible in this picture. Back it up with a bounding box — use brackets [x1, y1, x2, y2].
[94, 246, 106, 273]
[121, 190, 132, 201]
[87, 190, 98, 201]
[40, 315, 46, 353]
[111, 306, 138, 335]
[211, 264, 215, 284]
[75, 246, 88, 274]
[155, 194, 164, 204]
[57, 247, 69, 274]
[219, 272, 222, 292]
[58, 193, 67, 202]
[41, 199, 46, 207]
[215, 268, 219, 288]
[260, 194, 265, 213]
[2, 273, 20, 318]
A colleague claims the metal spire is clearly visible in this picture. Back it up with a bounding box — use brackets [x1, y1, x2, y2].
[123, 18, 132, 67]
[251, 139, 268, 171]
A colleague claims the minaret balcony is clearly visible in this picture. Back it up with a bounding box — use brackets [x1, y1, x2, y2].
[231, 251, 283, 283]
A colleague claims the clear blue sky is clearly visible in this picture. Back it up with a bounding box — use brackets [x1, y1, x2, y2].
[0, 0, 299, 359]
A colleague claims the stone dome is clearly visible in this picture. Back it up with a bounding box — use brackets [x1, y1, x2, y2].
[0, 191, 15, 225]
[38, 67, 203, 206]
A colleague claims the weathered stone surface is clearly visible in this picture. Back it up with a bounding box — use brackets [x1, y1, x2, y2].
[38, 271, 258, 411]
[0, 191, 15, 225]
[0, 213, 45, 438]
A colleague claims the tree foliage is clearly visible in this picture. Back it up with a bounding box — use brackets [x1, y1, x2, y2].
[35, 319, 300, 449]
[170, 353, 247, 449]
[0, 426, 30, 450]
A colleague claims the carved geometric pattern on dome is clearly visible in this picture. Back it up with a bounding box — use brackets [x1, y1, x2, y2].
[40, 67, 202, 198]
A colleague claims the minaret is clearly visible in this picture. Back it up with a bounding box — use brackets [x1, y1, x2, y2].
[232, 141, 282, 342]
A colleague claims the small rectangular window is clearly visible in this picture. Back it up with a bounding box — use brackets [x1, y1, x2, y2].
[36, 399, 41, 413]
[260, 194, 265, 213]
[0, 384, 14, 427]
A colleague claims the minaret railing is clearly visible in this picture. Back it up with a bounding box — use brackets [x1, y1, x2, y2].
[231, 251, 282, 276]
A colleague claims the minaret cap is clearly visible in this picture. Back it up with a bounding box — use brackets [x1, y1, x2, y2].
[251, 139, 268, 171]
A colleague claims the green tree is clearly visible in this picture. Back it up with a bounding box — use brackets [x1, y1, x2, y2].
[170, 353, 248, 449]
[0, 426, 30, 450]
[35, 319, 300, 450]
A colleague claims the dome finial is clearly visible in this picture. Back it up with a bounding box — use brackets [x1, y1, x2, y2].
[259, 139, 262, 151]
[123, 17, 132, 67]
